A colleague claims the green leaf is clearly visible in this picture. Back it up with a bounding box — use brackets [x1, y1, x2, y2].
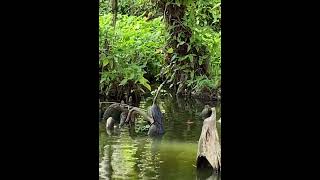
[100, 77, 106, 84]
[189, 55, 194, 62]
[138, 77, 151, 91]
[179, 54, 193, 62]
[213, 3, 221, 9]
[187, 44, 191, 52]
[109, 59, 114, 69]
[102, 58, 109, 67]
[143, 83, 151, 91]
[199, 58, 204, 65]
[119, 79, 128, 86]
[128, 72, 135, 80]
[177, 41, 185, 48]
[167, 48, 174, 53]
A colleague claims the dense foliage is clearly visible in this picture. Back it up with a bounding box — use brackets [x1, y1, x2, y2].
[157, 0, 221, 95]
[99, 0, 157, 16]
[99, 13, 166, 99]
[184, 0, 221, 93]
[99, 0, 221, 100]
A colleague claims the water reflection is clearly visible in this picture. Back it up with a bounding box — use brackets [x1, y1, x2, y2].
[99, 138, 221, 179]
[106, 127, 121, 136]
[99, 95, 221, 180]
[99, 144, 113, 180]
[196, 165, 221, 180]
[196, 170, 221, 180]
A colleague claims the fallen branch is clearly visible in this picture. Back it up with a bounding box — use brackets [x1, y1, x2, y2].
[102, 102, 132, 121]
[99, 101, 133, 108]
[125, 107, 154, 124]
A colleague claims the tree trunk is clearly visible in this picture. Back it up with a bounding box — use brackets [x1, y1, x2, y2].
[196, 107, 221, 172]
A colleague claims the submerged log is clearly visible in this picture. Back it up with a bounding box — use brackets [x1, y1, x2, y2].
[196, 107, 221, 172]
[102, 102, 131, 122]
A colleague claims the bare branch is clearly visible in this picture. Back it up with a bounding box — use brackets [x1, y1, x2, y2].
[126, 107, 154, 124]
[99, 101, 133, 108]
[153, 72, 174, 104]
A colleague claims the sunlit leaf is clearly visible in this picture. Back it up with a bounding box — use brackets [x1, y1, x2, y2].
[187, 44, 191, 52]
[102, 58, 109, 67]
[138, 77, 151, 91]
[100, 77, 106, 83]
[119, 79, 128, 86]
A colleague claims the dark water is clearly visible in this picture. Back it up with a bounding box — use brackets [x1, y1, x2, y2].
[99, 94, 221, 180]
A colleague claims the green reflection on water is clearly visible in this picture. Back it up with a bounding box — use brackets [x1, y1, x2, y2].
[99, 95, 221, 180]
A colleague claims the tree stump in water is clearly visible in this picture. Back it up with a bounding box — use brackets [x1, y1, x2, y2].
[196, 107, 221, 172]
[106, 117, 115, 130]
[125, 104, 165, 137]
[102, 102, 130, 122]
